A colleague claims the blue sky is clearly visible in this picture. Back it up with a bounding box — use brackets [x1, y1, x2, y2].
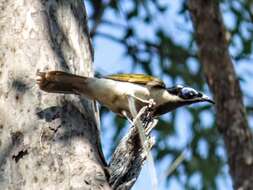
[86, 1, 252, 189]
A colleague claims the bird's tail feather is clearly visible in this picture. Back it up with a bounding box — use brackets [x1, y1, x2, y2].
[36, 71, 88, 94]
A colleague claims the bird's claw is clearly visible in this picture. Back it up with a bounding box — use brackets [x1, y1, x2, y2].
[147, 98, 156, 108]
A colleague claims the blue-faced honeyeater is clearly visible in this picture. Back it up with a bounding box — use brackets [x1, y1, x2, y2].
[36, 71, 214, 118]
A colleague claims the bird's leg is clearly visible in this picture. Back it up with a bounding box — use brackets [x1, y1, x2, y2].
[121, 111, 135, 126]
[126, 94, 157, 126]
[122, 106, 148, 127]
[129, 94, 156, 105]
[145, 119, 158, 135]
[126, 94, 156, 123]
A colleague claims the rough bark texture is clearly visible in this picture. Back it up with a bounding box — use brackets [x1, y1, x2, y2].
[109, 124, 154, 190]
[0, 0, 110, 189]
[188, 0, 253, 189]
[109, 127, 145, 190]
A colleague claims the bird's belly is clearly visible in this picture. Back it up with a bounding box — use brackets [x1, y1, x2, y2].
[90, 79, 150, 115]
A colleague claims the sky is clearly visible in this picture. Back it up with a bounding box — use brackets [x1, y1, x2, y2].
[85, 1, 252, 189]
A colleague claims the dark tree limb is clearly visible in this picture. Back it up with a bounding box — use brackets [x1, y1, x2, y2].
[188, 0, 253, 189]
[109, 128, 155, 190]
[109, 127, 146, 189]
[109, 106, 156, 190]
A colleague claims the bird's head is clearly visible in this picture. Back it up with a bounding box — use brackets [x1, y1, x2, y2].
[167, 85, 214, 104]
[153, 85, 214, 116]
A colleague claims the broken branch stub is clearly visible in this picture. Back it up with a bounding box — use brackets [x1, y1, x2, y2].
[109, 97, 157, 190]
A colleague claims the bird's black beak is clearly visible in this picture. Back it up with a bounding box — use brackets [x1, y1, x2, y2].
[201, 94, 215, 104]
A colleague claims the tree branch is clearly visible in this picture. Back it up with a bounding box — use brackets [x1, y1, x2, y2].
[109, 103, 156, 190]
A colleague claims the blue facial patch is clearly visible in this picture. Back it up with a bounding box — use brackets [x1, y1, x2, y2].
[180, 87, 201, 99]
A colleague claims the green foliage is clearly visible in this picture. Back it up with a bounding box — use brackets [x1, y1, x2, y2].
[86, 0, 253, 189]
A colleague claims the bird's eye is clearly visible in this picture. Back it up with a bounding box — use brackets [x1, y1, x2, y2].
[180, 87, 200, 99]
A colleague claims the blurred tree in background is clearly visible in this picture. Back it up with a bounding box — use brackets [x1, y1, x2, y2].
[85, 0, 253, 189]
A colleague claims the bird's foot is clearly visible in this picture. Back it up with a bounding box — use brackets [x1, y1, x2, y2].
[147, 98, 156, 108]
[122, 111, 135, 126]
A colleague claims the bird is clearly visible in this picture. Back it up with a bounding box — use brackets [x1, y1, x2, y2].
[36, 71, 214, 119]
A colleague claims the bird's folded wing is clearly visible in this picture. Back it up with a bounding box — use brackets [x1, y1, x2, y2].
[104, 74, 165, 88]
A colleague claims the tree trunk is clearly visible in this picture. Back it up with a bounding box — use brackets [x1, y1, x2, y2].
[188, 0, 253, 189]
[0, 0, 110, 189]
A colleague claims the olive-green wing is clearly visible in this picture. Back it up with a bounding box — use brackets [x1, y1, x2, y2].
[104, 74, 166, 88]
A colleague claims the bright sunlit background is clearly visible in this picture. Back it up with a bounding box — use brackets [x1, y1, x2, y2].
[85, 1, 253, 189]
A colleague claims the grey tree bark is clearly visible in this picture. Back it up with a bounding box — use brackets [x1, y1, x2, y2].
[0, 1, 151, 189]
[0, 0, 111, 189]
[188, 0, 253, 189]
